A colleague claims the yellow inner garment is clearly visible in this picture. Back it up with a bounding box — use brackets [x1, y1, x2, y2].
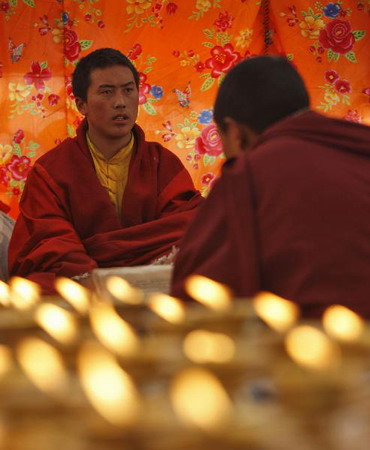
[87, 133, 134, 217]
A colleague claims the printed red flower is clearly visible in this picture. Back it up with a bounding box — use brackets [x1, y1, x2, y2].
[334, 78, 351, 93]
[64, 28, 81, 62]
[12, 187, 20, 196]
[343, 109, 362, 123]
[24, 61, 52, 90]
[48, 93, 60, 106]
[325, 70, 339, 83]
[138, 72, 151, 104]
[194, 61, 205, 72]
[7, 155, 31, 181]
[318, 19, 355, 54]
[201, 172, 216, 186]
[13, 129, 25, 144]
[0, 2, 10, 13]
[214, 11, 234, 32]
[128, 43, 142, 60]
[0, 167, 10, 186]
[73, 116, 83, 129]
[166, 2, 178, 14]
[205, 43, 241, 78]
[65, 75, 75, 99]
[0, 200, 10, 213]
[195, 124, 223, 157]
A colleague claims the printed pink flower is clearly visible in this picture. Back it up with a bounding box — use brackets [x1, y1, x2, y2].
[128, 43, 142, 60]
[205, 43, 241, 78]
[0, 167, 10, 186]
[0, 2, 10, 13]
[7, 155, 31, 181]
[319, 19, 355, 54]
[334, 79, 351, 94]
[24, 61, 52, 90]
[48, 93, 60, 106]
[13, 129, 25, 144]
[325, 70, 339, 83]
[64, 28, 81, 62]
[343, 109, 362, 123]
[195, 124, 223, 157]
[166, 2, 178, 14]
[201, 172, 216, 186]
[214, 11, 233, 32]
[138, 72, 151, 105]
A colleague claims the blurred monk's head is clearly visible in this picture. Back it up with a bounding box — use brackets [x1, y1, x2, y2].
[214, 56, 310, 159]
[72, 48, 140, 153]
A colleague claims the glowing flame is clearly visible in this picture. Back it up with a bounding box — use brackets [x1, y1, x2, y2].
[185, 275, 232, 311]
[55, 277, 90, 315]
[9, 277, 40, 310]
[105, 276, 144, 305]
[0, 281, 10, 307]
[16, 337, 69, 397]
[35, 303, 79, 345]
[323, 305, 364, 342]
[285, 325, 341, 371]
[0, 345, 12, 378]
[171, 367, 232, 431]
[147, 293, 186, 324]
[78, 342, 141, 427]
[183, 330, 235, 363]
[90, 303, 140, 356]
[253, 291, 299, 333]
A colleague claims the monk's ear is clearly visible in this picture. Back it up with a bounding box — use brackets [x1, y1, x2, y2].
[220, 117, 255, 159]
[75, 97, 87, 116]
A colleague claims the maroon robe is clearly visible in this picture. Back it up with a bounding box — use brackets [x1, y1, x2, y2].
[171, 111, 370, 318]
[9, 120, 203, 293]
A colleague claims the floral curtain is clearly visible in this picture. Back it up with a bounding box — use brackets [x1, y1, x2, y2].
[0, 0, 369, 218]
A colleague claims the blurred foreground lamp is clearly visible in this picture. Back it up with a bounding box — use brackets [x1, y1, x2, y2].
[35, 303, 79, 345]
[253, 291, 299, 333]
[0, 345, 12, 378]
[0, 281, 10, 307]
[16, 337, 69, 398]
[285, 325, 341, 371]
[147, 293, 186, 324]
[185, 275, 232, 311]
[90, 303, 140, 357]
[78, 342, 141, 427]
[183, 329, 235, 363]
[171, 367, 232, 432]
[9, 277, 40, 310]
[105, 276, 144, 305]
[322, 305, 364, 342]
[55, 277, 90, 315]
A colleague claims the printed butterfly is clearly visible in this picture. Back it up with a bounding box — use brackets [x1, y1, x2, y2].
[9, 38, 26, 63]
[173, 82, 191, 108]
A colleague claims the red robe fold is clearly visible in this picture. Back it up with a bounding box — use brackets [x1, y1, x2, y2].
[171, 111, 370, 318]
[9, 120, 203, 293]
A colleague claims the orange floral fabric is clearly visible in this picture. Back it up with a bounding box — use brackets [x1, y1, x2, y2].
[0, 0, 369, 218]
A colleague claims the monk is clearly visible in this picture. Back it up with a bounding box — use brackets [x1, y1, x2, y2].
[171, 56, 370, 318]
[9, 48, 203, 293]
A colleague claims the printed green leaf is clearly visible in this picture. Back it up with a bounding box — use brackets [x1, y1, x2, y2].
[202, 41, 214, 48]
[10, 180, 19, 187]
[353, 30, 366, 41]
[10, 0, 17, 7]
[79, 40, 93, 51]
[203, 28, 215, 39]
[344, 51, 357, 63]
[67, 124, 76, 137]
[22, 0, 35, 7]
[143, 102, 157, 115]
[200, 73, 211, 79]
[27, 151, 36, 158]
[201, 76, 215, 92]
[203, 154, 216, 166]
[40, 61, 48, 70]
[14, 147, 22, 157]
[217, 73, 226, 85]
[143, 67, 152, 74]
[332, 52, 339, 62]
[26, 141, 40, 151]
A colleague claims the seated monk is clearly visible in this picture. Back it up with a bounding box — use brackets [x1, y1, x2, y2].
[171, 56, 370, 318]
[9, 48, 203, 293]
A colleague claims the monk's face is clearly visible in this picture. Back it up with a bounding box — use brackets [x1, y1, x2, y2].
[77, 65, 139, 148]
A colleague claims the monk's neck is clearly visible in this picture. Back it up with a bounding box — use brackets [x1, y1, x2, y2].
[87, 131, 132, 160]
